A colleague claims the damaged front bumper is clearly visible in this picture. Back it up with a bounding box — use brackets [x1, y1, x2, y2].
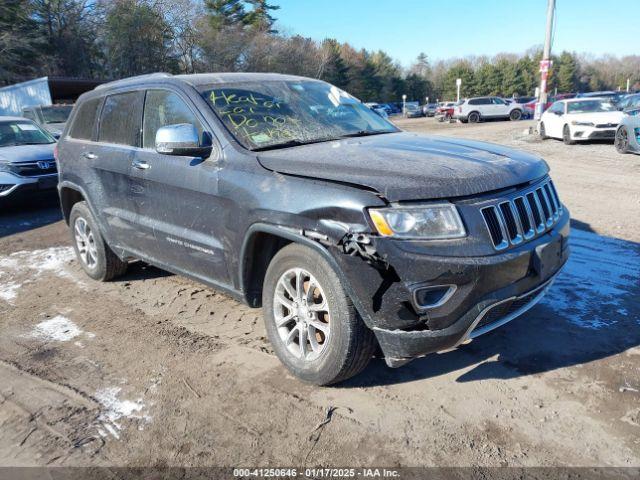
[331, 208, 570, 367]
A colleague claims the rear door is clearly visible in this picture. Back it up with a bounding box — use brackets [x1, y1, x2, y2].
[129, 89, 230, 285]
[474, 98, 493, 117]
[90, 90, 145, 250]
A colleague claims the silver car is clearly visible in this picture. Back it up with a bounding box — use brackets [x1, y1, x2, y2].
[615, 108, 640, 155]
[0, 116, 58, 203]
[21, 104, 73, 139]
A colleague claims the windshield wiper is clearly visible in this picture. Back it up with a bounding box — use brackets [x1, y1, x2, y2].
[251, 137, 338, 152]
[339, 130, 393, 139]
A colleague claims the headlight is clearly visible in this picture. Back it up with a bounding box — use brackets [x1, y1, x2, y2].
[369, 204, 466, 239]
[571, 121, 594, 127]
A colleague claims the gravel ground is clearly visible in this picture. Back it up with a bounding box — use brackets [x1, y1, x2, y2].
[0, 118, 638, 470]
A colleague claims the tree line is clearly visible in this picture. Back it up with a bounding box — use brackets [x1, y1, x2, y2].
[1, 0, 638, 103]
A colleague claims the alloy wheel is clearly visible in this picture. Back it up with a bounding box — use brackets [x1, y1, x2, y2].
[615, 128, 629, 153]
[74, 217, 98, 269]
[273, 268, 331, 361]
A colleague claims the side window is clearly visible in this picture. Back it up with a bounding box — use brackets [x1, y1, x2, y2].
[98, 91, 144, 147]
[69, 98, 102, 140]
[492, 98, 506, 105]
[549, 102, 564, 114]
[142, 90, 204, 149]
[468, 98, 480, 106]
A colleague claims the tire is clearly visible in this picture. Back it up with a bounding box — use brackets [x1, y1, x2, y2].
[539, 122, 548, 140]
[615, 127, 629, 154]
[509, 109, 522, 121]
[468, 111, 480, 123]
[69, 202, 128, 281]
[262, 243, 376, 385]
[562, 125, 575, 145]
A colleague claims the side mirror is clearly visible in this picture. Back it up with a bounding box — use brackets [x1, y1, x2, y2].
[155, 123, 212, 158]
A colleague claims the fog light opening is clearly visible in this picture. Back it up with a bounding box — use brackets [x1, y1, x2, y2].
[413, 285, 457, 310]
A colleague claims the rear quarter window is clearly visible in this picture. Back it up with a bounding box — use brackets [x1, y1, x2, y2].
[68, 98, 101, 140]
[98, 91, 144, 147]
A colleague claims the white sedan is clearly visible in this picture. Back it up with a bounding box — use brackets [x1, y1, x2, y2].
[539, 98, 625, 144]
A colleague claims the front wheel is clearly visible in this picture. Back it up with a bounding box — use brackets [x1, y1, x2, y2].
[509, 109, 522, 121]
[615, 127, 629, 154]
[262, 244, 376, 385]
[563, 125, 576, 145]
[539, 122, 548, 140]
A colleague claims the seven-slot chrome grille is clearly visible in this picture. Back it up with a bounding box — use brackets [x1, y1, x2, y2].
[481, 179, 562, 250]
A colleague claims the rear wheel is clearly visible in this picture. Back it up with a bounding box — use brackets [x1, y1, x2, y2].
[69, 202, 128, 281]
[262, 244, 376, 385]
[615, 127, 629, 154]
[509, 109, 522, 121]
[468, 111, 480, 123]
[563, 125, 575, 145]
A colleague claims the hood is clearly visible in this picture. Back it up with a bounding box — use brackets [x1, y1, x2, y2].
[0, 143, 56, 164]
[257, 132, 548, 201]
[567, 111, 625, 124]
[45, 123, 65, 135]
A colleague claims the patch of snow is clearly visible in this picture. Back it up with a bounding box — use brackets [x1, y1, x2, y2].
[26, 315, 95, 343]
[29, 316, 82, 342]
[95, 387, 151, 440]
[0, 281, 21, 304]
[543, 229, 640, 330]
[0, 247, 83, 303]
[24, 247, 76, 278]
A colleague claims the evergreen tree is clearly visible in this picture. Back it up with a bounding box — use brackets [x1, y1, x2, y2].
[204, 0, 246, 30]
[243, 0, 279, 33]
[557, 51, 579, 93]
[103, 0, 178, 77]
[0, 0, 39, 81]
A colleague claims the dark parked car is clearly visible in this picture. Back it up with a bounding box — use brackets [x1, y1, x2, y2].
[404, 103, 424, 118]
[22, 104, 73, 139]
[56, 73, 570, 385]
[0, 116, 58, 204]
[422, 103, 438, 116]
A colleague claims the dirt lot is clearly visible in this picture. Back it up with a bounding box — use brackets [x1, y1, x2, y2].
[1, 119, 639, 470]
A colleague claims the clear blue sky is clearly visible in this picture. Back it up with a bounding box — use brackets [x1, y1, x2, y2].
[274, 0, 637, 66]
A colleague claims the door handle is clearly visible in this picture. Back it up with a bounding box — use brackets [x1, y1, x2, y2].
[132, 159, 150, 170]
[83, 152, 97, 160]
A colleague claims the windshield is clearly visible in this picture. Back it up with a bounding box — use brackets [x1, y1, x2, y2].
[567, 100, 616, 114]
[41, 105, 73, 124]
[0, 120, 55, 147]
[200, 80, 397, 150]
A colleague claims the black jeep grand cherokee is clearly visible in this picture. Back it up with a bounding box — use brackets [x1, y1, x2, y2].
[56, 73, 569, 385]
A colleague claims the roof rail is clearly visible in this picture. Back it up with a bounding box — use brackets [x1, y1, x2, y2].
[95, 72, 173, 90]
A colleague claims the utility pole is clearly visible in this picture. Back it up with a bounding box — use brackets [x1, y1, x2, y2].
[536, 0, 555, 120]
